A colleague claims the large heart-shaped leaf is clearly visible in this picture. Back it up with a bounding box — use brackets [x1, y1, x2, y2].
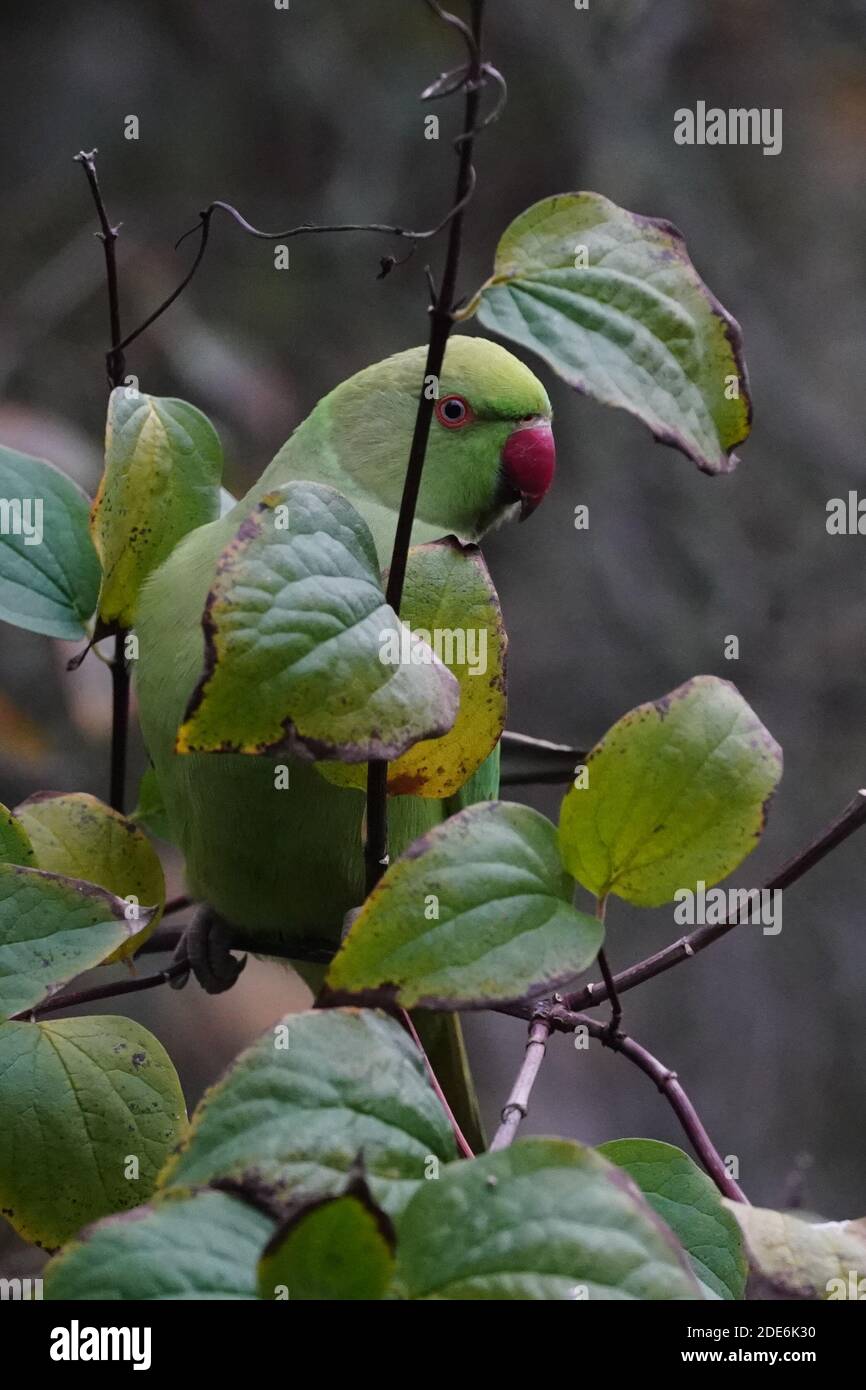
[90, 389, 223, 630]
[0, 862, 154, 1019]
[394, 1138, 701, 1300]
[318, 537, 507, 798]
[15, 792, 165, 962]
[599, 1139, 747, 1300]
[0, 1016, 186, 1247]
[176, 482, 458, 761]
[725, 1201, 866, 1300]
[44, 1189, 271, 1300]
[327, 802, 603, 1009]
[466, 193, 751, 475]
[159, 1009, 457, 1217]
[0, 445, 100, 639]
[558, 676, 782, 907]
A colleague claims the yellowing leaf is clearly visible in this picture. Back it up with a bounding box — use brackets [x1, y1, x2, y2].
[0, 802, 35, 867]
[725, 1202, 866, 1300]
[319, 538, 506, 798]
[327, 802, 603, 1009]
[558, 676, 782, 907]
[0, 863, 153, 1018]
[176, 483, 458, 761]
[90, 389, 222, 629]
[15, 792, 165, 960]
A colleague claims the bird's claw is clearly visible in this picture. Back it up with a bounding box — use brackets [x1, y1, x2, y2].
[170, 908, 247, 995]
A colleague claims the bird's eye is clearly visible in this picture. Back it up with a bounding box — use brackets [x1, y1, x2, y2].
[435, 394, 472, 428]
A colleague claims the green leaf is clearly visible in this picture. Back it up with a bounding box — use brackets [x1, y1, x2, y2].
[0, 445, 100, 639]
[394, 1138, 701, 1300]
[327, 802, 602, 1009]
[159, 1008, 457, 1218]
[0, 803, 34, 867]
[91, 389, 223, 629]
[599, 1139, 747, 1300]
[176, 482, 458, 761]
[15, 792, 165, 961]
[724, 1201, 866, 1300]
[558, 676, 782, 907]
[258, 1176, 395, 1301]
[319, 537, 507, 798]
[0, 1015, 186, 1247]
[468, 193, 751, 475]
[44, 1189, 270, 1300]
[130, 766, 176, 845]
[0, 862, 153, 1019]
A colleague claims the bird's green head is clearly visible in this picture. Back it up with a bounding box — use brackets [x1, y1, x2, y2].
[322, 336, 555, 543]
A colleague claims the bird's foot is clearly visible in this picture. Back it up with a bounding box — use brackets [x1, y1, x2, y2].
[170, 906, 247, 995]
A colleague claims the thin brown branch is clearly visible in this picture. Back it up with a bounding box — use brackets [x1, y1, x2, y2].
[564, 788, 866, 1013]
[10, 959, 189, 1021]
[138, 922, 334, 964]
[114, 206, 212, 352]
[364, 0, 487, 894]
[423, 0, 480, 62]
[162, 894, 193, 920]
[502, 1001, 747, 1203]
[75, 149, 130, 813]
[74, 149, 125, 388]
[180, 179, 477, 254]
[489, 1017, 551, 1150]
[499, 730, 587, 787]
[108, 634, 130, 812]
[112, 44, 497, 375]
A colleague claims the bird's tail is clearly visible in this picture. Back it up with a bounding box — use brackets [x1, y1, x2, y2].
[411, 1009, 486, 1154]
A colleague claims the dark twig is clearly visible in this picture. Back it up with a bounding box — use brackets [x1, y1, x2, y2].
[113, 207, 212, 353]
[596, 948, 621, 1024]
[423, 0, 479, 61]
[75, 150, 131, 813]
[64, 790, 866, 1027]
[10, 959, 189, 1021]
[108, 637, 130, 813]
[137, 922, 335, 964]
[489, 1016, 551, 1150]
[364, 762, 390, 892]
[134, 925, 185, 954]
[104, 62, 493, 375]
[499, 730, 587, 787]
[170, 157, 478, 290]
[565, 788, 866, 1013]
[162, 894, 193, 919]
[364, 0, 487, 894]
[177, 186, 476, 257]
[593, 894, 622, 1034]
[502, 1001, 747, 1203]
[74, 150, 125, 389]
[500, 731, 585, 756]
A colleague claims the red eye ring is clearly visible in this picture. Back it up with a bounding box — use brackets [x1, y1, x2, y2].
[435, 394, 473, 429]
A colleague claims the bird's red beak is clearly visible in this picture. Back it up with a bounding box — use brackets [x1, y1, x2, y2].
[501, 417, 556, 520]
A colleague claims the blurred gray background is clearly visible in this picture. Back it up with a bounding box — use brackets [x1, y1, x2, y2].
[2, 0, 865, 1274]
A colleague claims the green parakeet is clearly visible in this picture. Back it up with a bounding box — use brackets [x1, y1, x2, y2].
[136, 335, 555, 1148]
